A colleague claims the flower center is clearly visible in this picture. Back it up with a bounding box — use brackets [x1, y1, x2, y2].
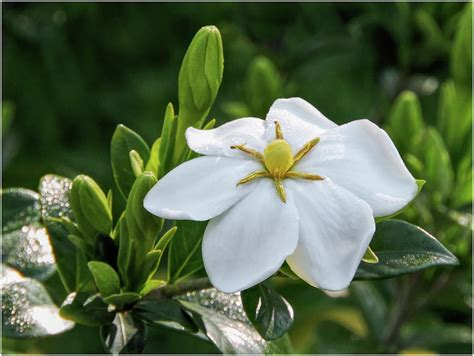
[230, 121, 324, 203]
[264, 139, 294, 179]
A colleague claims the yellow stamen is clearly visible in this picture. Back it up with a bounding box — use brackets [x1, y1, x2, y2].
[274, 179, 286, 203]
[233, 125, 323, 204]
[293, 137, 320, 166]
[230, 144, 264, 163]
[285, 171, 324, 181]
[274, 121, 284, 140]
[236, 171, 271, 186]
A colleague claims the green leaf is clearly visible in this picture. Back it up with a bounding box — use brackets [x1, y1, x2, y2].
[450, 3, 472, 86]
[111, 124, 150, 199]
[2, 221, 56, 280]
[351, 281, 387, 342]
[103, 292, 141, 308]
[126, 172, 162, 243]
[124, 173, 163, 291]
[355, 220, 459, 280]
[139, 279, 166, 297]
[1, 265, 74, 338]
[70, 175, 112, 239]
[145, 138, 161, 177]
[451, 154, 473, 208]
[245, 56, 283, 117]
[2, 100, 14, 135]
[168, 221, 207, 283]
[180, 299, 267, 353]
[265, 334, 294, 354]
[100, 311, 147, 355]
[88, 261, 121, 298]
[1, 188, 41, 233]
[437, 80, 472, 164]
[134, 299, 197, 332]
[423, 127, 454, 202]
[39, 174, 94, 293]
[385, 91, 425, 154]
[158, 103, 177, 177]
[60, 292, 115, 327]
[241, 284, 293, 341]
[174, 26, 224, 162]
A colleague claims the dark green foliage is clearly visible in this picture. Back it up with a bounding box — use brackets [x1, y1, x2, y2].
[241, 284, 294, 340]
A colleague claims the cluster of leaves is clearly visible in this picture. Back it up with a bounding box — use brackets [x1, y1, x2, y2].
[2, 3, 470, 354]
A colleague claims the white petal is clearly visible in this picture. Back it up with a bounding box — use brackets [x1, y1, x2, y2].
[144, 156, 261, 221]
[186, 117, 267, 158]
[297, 119, 418, 217]
[202, 179, 299, 293]
[265, 98, 337, 153]
[286, 179, 375, 291]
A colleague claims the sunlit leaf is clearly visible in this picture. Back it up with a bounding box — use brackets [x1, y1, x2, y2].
[39, 174, 93, 293]
[60, 292, 115, 327]
[241, 284, 294, 340]
[355, 220, 458, 280]
[134, 299, 197, 332]
[101, 311, 147, 355]
[1, 188, 41, 233]
[1, 265, 74, 338]
[178, 288, 292, 354]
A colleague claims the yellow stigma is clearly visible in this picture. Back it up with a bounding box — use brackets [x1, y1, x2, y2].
[264, 139, 294, 178]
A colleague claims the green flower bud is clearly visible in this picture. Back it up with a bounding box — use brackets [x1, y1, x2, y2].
[125, 172, 163, 247]
[129, 150, 144, 178]
[174, 25, 224, 161]
[70, 175, 113, 241]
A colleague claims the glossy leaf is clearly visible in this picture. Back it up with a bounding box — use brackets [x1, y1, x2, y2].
[180, 300, 267, 353]
[1, 265, 74, 338]
[167, 221, 206, 283]
[2, 221, 56, 280]
[111, 124, 150, 199]
[1, 188, 41, 233]
[60, 292, 115, 327]
[101, 311, 147, 355]
[39, 174, 93, 293]
[103, 292, 141, 308]
[178, 288, 289, 354]
[88, 261, 121, 298]
[158, 103, 177, 177]
[241, 284, 294, 340]
[134, 299, 197, 332]
[355, 220, 458, 280]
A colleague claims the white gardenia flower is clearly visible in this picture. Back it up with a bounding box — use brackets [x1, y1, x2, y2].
[144, 97, 418, 293]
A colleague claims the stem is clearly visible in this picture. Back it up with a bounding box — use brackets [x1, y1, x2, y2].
[384, 273, 420, 348]
[146, 277, 213, 300]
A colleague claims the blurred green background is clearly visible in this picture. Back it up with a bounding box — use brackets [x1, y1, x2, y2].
[2, 2, 472, 354]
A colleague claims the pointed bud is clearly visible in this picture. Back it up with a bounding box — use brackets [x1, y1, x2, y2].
[174, 26, 224, 161]
[70, 175, 112, 241]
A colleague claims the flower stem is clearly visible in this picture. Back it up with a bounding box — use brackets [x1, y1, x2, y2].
[145, 277, 213, 300]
